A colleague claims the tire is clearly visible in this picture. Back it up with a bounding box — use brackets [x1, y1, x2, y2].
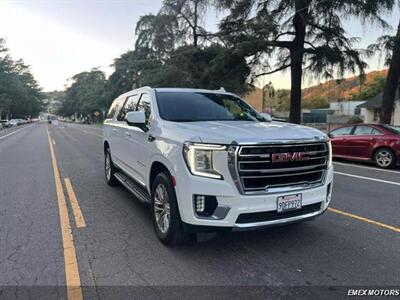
[104, 148, 119, 186]
[151, 172, 193, 246]
[374, 148, 396, 169]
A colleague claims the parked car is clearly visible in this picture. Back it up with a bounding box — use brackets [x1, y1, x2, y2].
[0, 120, 11, 130]
[328, 124, 400, 168]
[9, 119, 20, 127]
[104, 87, 333, 245]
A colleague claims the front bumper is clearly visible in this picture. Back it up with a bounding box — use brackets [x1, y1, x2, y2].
[175, 165, 334, 231]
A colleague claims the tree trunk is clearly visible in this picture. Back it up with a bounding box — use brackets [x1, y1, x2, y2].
[380, 20, 400, 124]
[289, 0, 309, 124]
[193, 0, 198, 47]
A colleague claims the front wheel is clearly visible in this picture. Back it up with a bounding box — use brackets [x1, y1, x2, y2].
[374, 148, 396, 169]
[104, 148, 119, 186]
[151, 172, 193, 246]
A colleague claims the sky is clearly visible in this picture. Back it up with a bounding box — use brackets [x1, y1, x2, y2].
[0, 0, 399, 92]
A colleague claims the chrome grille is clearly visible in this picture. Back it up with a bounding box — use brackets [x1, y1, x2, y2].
[236, 142, 328, 193]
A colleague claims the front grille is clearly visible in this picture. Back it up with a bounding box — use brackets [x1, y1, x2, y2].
[236, 202, 322, 224]
[237, 142, 328, 192]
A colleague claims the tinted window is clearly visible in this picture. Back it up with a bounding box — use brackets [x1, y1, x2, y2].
[106, 98, 122, 119]
[353, 126, 381, 135]
[118, 94, 140, 121]
[137, 93, 152, 125]
[156, 92, 265, 122]
[382, 124, 400, 134]
[330, 126, 353, 136]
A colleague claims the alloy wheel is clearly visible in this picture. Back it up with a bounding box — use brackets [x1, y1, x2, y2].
[154, 183, 171, 234]
[105, 152, 111, 180]
[376, 150, 392, 168]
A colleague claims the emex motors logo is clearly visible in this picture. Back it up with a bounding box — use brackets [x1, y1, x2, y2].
[271, 152, 310, 163]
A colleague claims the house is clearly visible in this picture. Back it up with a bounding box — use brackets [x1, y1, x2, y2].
[329, 100, 366, 116]
[357, 91, 400, 126]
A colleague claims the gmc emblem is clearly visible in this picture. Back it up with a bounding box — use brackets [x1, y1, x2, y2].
[271, 152, 309, 163]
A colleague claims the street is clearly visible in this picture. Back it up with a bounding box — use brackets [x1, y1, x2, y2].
[1, 122, 399, 299]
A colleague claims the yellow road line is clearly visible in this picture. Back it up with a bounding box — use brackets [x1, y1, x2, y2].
[64, 178, 86, 229]
[328, 207, 400, 233]
[46, 127, 83, 300]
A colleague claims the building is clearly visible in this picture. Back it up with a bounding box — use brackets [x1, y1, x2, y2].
[357, 91, 400, 126]
[329, 100, 366, 116]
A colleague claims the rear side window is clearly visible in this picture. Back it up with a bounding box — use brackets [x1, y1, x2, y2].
[353, 126, 382, 135]
[330, 126, 353, 137]
[118, 94, 140, 121]
[106, 98, 122, 119]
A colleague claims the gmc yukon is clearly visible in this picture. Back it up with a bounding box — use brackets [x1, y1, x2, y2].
[103, 87, 333, 245]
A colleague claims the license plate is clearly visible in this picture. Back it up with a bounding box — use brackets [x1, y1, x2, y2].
[277, 194, 302, 213]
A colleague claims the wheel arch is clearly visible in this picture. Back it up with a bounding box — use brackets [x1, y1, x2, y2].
[104, 140, 110, 153]
[149, 161, 173, 191]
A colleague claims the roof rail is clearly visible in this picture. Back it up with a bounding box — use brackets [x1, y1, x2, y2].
[218, 87, 226, 92]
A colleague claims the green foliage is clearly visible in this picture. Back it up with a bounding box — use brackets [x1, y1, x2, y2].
[351, 75, 386, 100]
[0, 38, 43, 119]
[59, 69, 107, 117]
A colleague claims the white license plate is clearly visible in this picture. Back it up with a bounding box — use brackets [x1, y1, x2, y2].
[277, 194, 302, 213]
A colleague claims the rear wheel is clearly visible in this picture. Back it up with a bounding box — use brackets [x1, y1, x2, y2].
[151, 172, 193, 246]
[104, 148, 119, 186]
[374, 148, 396, 169]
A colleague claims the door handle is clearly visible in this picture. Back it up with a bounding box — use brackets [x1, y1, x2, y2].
[148, 134, 156, 142]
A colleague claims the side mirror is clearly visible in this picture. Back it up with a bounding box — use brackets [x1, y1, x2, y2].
[327, 132, 333, 138]
[125, 111, 147, 131]
[260, 112, 272, 122]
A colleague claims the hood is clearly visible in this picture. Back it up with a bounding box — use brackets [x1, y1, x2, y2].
[166, 121, 328, 144]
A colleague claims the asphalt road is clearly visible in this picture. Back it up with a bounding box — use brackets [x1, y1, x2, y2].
[0, 122, 399, 300]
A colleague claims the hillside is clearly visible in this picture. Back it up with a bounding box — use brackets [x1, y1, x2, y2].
[302, 69, 388, 102]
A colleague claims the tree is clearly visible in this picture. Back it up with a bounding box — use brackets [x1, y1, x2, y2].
[369, 19, 400, 124]
[60, 69, 107, 119]
[218, 0, 394, 123]
[0, 38, 43, 119]
[135, 14, 179, 60]
[162, 0, 211, 47]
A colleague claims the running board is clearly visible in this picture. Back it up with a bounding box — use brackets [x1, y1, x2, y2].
[114, 172, 151, 203]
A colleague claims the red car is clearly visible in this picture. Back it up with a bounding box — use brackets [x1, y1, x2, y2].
[328, 124, 400, 168]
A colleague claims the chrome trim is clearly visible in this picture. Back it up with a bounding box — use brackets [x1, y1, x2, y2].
[239, 163, 326, 173]
[233, 208, 326, 230]
[237, 139, 328, 146]
[228, 141, 328, 195]
[241, 169, 324, 179]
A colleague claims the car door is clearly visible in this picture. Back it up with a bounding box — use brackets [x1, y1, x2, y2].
[114, 94, 141, 177]
[329, 126, 354, 156]
[346, 125, 383, 159]
[124, 93, 153, 185]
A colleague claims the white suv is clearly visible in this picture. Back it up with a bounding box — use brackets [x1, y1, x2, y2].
[103, 87, 333, 245]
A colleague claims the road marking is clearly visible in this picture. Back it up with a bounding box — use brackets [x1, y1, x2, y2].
[334, 171, 400, 186]
[0, 125, 31, 140]
[52, 139, 56, 145]
[82, 129, 102, 138]
[328, 208, 400, 233]
[64, 178, 86, 229]
[333, 161, 400, 174]
[46, 127, 83, 300]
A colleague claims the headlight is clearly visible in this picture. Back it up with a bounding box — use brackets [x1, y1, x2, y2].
[327, 140, 332, 167]
[183, 142, 226, 179]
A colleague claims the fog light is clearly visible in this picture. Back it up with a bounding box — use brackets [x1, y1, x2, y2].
[193, 195, 218, 217]
[195, 195, 205, 212]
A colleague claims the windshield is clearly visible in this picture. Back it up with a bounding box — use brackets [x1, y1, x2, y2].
[382, 124, 400, 134]
[156, 92, 265, 122]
